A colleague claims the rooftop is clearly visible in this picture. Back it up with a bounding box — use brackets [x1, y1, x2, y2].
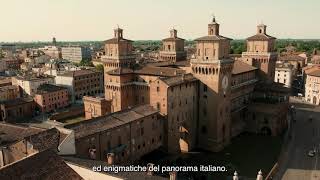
[64, 156, 167, 180]
[279, 54, 305, 61]
[0, 150, 83, 180]
[162, 37, 185, 41]
[160, 73, 198, 87]
[275, 62, 294, 69]
[232, 60, 257, 75]
[65, 105, 158, 139]
[36, 84, 67, 94]
[307, 68, 320, 77]
[247, 34, 276, 41]
[58, 69, 100, 77]
[0, 85, 18, 92]
[0, 122, 43, 146]
[14, 74, 54, 81]
[194, 35, 232, 41]
[0, 97, 34, 107]
[104, 37, 133, 44]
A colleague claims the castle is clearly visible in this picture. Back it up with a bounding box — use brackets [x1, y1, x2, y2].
[82, 17, 289, 158]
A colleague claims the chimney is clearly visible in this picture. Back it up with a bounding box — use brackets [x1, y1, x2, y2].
[256, 170, 263, 180]
[107, 153, 115, 165]
[169, 171, 177, 180]
[146, 163, 154, 176]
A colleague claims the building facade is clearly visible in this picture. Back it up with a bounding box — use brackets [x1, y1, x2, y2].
[39, 46, 61, 59]
[12, 75, 55, 97]
[34, 84, 69, 113]
[83, 96, 111, 119]
[230, 61, 258, 137]
[0, 97, 35, 122]
[66, 105, 163, 164]
[304, 66, 320, 105]
[274, 62, 294, 88]
[61, 46, 92, 63]
[0, 85, 20, 101]
[55, 69, 104, 103]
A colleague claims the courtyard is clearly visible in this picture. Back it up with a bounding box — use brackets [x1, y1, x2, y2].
[140, 133, 283, 179]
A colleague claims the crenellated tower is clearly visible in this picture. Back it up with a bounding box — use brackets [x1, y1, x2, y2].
[159, 29, 187, 62]
[190, 17, 234, 151]
[241, 24, 277, 82]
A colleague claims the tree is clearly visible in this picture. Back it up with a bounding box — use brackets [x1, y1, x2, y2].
[79, 59, 94, 67]
[95, 64, 104, 72]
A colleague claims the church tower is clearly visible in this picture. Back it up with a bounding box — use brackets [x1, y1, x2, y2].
[159, 29, 187, 62]
[191, 17, 234, 151]
[241, 24, 277, 82]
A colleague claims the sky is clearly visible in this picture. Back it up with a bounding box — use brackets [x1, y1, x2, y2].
[1, 0, 320, 42]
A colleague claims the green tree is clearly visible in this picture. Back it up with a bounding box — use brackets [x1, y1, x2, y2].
[79, 59, 94, 67]
[95, 64, 104, 72]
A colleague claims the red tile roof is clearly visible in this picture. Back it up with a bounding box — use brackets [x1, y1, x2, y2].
[247, 34, 276, 41]
[0, 150, 83, 180]
[232, 60, 257, 75]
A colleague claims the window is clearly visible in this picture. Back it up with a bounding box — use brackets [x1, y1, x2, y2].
[118, 136, 121, 146]
[156, 102, 160, 110]
[157, 87, 160, 92]
[201, 126, 207, 134]
[141, 127, 144, 136]
[203, 84, 208, 92]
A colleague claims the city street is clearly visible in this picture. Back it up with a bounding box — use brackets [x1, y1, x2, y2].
[278, 102, 320, 180]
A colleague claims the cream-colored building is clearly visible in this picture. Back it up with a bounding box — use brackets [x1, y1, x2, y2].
[39, 46, 61, 59]
[274, 62, 294, 88]
[305, 66, 320, 105]
[12, 75, 55, 96]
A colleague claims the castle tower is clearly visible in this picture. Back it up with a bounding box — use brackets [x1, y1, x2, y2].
[241, 24, 277, 82]
[102, 27, 136, 112]
[159, 29, 187, 62]
[190, 17, 234, 151]
[102, 27, 135, 73]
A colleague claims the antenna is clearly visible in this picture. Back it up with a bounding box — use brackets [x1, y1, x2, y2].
[211, 13, 216, 22]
